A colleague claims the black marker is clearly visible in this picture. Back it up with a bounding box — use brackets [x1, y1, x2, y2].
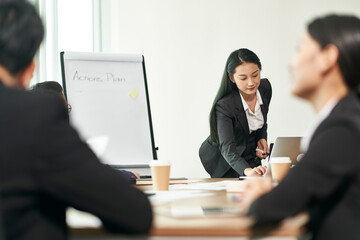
[256, 148, 269, 156]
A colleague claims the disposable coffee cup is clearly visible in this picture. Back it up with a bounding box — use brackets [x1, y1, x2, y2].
[270, 157, 291, 183]
[150, 160, 171, 191]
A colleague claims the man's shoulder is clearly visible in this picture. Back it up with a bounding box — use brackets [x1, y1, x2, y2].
[2, 85, 57, 103]
[332, 94, 360, 128]
[1, 86, 65, 119]
[317, 94, 360, 137]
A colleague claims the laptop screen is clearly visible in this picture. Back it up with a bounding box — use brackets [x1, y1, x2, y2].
[264, 137, 303, 177]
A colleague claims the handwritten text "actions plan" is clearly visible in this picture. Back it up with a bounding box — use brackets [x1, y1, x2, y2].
[72, 71, 126, 82]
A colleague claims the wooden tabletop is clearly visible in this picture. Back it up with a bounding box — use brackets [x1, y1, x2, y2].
[70, 178, 308, 238]
[145, 178, 307, 237]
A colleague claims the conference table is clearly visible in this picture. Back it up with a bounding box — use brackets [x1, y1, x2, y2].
[69, 178, 308, 240]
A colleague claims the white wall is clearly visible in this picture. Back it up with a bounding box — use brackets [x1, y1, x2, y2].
[31, 0, 95, 86]
[101, 0, 360, 178]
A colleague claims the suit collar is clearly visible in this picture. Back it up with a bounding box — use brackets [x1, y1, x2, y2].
[300, 97, 338, 153]
[233, 91, 250, 136]
[260, 104, 267, 123]
[234, 88, 268, 135]
[301, 93, 359, 152]
[256, 90, 264, 105]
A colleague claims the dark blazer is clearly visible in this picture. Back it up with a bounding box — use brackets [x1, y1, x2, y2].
[199, 78, 272, 177]
[248, 93, 360, 240]
[0, 82, 152, 240]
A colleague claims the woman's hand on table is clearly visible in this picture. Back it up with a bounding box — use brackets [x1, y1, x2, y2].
[244, 165, 267, 176]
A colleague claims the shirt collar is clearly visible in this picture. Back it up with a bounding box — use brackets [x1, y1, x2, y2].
[239, 90, 263, 111]
[300, 97, 339, 152]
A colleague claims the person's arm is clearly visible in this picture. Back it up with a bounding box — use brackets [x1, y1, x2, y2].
[256, 138, 269, 159]
[215, 101, 251, 176]
[119, 170, 139, 184]
[34, 97, 152, 234]
[255, 78, 272, 157]
[247, 121, 358, 225]
[255, 123, 268, 143]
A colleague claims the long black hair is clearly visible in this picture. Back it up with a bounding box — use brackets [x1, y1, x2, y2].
[308, 14, 360, 97]
[209, 48, 261, 144]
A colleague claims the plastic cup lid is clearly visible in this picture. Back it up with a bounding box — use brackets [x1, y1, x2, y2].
[270, 157, 291, 163]
[150, 160, 171, 166]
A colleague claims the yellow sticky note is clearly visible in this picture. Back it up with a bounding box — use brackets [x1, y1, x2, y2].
[129, 88, 139, 99]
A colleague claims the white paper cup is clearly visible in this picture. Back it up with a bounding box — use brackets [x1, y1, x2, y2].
[271, 157, 291, 183]
[150, 160, 171, 191]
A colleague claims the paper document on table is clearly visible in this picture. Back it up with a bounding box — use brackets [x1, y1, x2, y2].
[146, 190, 214, 205]
[155, 205, 245, 218]
[226, 180, 247, 192]
[136, 177, 190, 185]
[169, 180, 240, 191]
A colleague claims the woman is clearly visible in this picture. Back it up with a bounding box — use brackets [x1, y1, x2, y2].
[199, 49, 272, 178]
[242, 15, 360, 239]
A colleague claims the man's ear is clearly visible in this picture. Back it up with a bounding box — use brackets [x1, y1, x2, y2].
[320, 44, 339, 75]
[19, 61, 35, 89]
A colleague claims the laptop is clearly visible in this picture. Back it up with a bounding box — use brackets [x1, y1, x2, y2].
[270, 137, 303, 165]
[264, 137, 303, 177]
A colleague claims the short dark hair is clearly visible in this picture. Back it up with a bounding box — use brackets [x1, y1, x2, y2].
[31, 81, 64, 96]
[31, 81, 70, 113]
[0, 0, 44, 75]
[308, 14, 360, 97]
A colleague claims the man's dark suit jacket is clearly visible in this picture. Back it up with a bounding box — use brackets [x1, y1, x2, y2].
[0, 82, 152, 240]
[199, 78, 272, 177]
[249, 93, 360, 240]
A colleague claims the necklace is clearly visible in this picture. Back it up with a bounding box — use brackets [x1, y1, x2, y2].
[246, 96, 257, 113]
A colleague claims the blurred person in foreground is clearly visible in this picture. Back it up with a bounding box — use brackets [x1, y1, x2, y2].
[31, 81, 141, 182]
[241, 14, 360, 240]
[0, 1, 152, 239]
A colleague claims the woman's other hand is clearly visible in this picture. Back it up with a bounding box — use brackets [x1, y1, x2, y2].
[256, 138, 269, 159]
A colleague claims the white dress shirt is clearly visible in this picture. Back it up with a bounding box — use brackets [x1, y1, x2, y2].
[300, 98, 338, 153]
[239, 90, 264, 134]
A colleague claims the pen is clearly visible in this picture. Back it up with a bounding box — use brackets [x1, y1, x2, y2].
[256, 148, 269, 156]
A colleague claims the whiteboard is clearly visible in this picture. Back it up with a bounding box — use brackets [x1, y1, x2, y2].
[60, 52, 157, 167]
